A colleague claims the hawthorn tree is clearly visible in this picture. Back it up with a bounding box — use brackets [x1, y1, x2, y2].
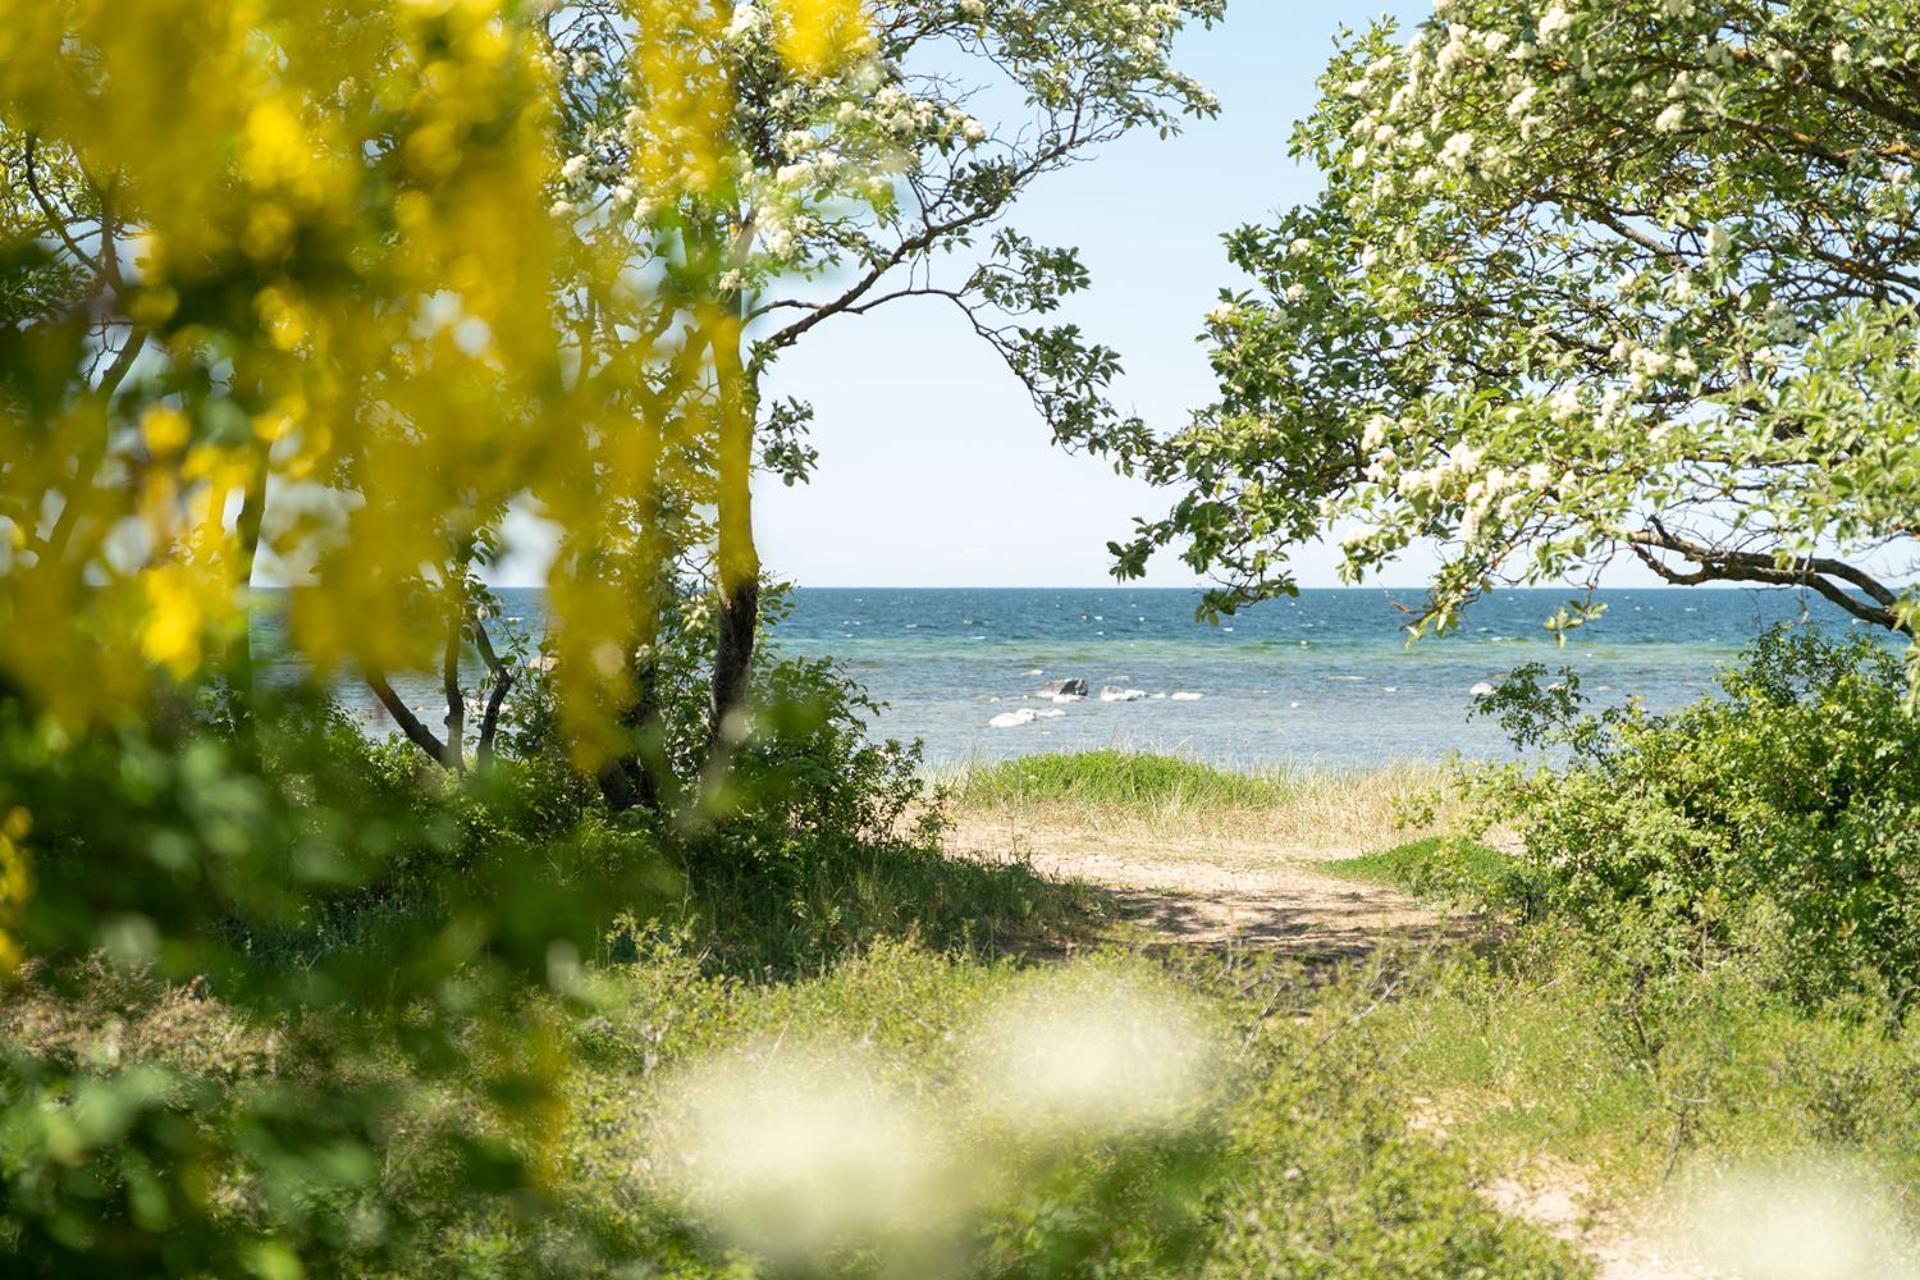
[1093, 0, 1920, 640]
[544, 0, 1223, 800]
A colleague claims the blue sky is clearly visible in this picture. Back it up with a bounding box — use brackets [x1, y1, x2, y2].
[754, 2, 1470, 589]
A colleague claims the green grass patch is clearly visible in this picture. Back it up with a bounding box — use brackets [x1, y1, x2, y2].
[952, 750, 1286, 812]
[385, 941, 1591, 1278]
[1324, 836, 1522, 905]
[1367, 926, 1920, 1216]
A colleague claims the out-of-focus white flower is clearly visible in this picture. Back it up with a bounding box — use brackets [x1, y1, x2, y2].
[1538, 4, 1573, 43]
[1207, 301, 1236, 325]
[966, 969, 1215, 1137]
[1286, 282, 1309, 302]
[1289, 237, 1313, 258]
[654, 1041, 950, 1263]
[1655, 102, 1687, 132]
[1439, 130, 1475, 171]
[1670, 1160, 1916, 1280]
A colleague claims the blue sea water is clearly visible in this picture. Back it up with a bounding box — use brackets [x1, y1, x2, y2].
[329, 586, 1882, 769]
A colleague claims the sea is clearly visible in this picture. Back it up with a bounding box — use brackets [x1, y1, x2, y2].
[323, 586, 1885, 770]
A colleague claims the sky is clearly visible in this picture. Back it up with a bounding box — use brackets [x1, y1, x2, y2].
[750, 0, 1524, 590]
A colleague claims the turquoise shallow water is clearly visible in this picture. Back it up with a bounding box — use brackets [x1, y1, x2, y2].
[763, 587, 1881, 766]
[299, 585, 1884, 768]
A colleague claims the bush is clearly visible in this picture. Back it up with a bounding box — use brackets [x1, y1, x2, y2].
[1467, 626, 1920, 1003]
[1325, 836, 1539, 910]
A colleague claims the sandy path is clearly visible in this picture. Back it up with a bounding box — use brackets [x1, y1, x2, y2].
[952, 812, 1713, 1280]
[950, 815, 1455, 956]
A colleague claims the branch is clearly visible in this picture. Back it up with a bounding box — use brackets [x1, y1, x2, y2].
[1626, 524, 1909, 634]
[366, 671, 453, 766]
[468, 613, 514, 769]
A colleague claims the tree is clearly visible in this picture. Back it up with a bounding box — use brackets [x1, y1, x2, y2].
[1091, 0, 1920, 641]
[544, 0, 1222, 798]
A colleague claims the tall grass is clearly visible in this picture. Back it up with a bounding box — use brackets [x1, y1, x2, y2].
[951, 750, 1286, 811]
[945, 750, 1458, 852]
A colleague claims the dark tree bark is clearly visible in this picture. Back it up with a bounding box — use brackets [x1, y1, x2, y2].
[707, 315, 760, 756]
[226, 465, 268, 733]
[468, 611, 514, 769]
[709, 577, 758, 749]
[439, 610, 466, 774]
[367, 671, 451, 765]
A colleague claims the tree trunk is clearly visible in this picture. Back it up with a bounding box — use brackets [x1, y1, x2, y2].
[469, 611, 513, 769]
[707, 317, 760, 755]
[368, 671, 452, 766]
[440, 607, 466, 774]
[709, 577, 758, 749]
[228, 466, 268, 733]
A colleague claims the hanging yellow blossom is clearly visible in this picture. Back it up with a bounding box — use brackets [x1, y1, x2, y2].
[771, 0, 871, 76]
[0, 808, 31, 975]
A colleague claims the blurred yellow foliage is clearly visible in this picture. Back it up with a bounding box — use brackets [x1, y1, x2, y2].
[0, 0, 871, 755]
[0, 809, 28, 974]
[774, 0, 873, 76]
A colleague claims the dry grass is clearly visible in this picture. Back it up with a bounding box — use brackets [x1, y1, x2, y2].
[943, 751, 1464, 859]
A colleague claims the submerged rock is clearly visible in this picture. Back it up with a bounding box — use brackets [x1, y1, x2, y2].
[1099, 686, 1148, 703]
[1169, 691, 1204, 702]
[1470, 681, 1496, 697]
[1036, 677, 1088, 699]
[989, 709, 1038, 729]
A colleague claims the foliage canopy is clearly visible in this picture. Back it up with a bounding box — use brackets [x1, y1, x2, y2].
[1091, 0, 1920, 640]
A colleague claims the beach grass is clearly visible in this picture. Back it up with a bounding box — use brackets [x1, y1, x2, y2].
[943, 749, 1462, 853]
[1322, 835, 1520, 903]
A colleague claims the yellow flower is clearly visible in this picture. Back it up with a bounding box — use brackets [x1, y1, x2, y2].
[141, 406, 193, 456]
[140, 563, 211, 678]
[0, 823, 31, 976]
[772, 0, 870, 77]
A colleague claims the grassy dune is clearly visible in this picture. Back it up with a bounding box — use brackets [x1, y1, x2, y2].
[945, 750, 1462, 853]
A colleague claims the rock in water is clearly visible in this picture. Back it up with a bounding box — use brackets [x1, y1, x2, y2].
[1470, 681, 1496, 697]
[1169, 691, 1204, 702]
[1099, 686, 1148, 703]
[1036, 677, 1088, 699]
[988, 709, 1038, 729]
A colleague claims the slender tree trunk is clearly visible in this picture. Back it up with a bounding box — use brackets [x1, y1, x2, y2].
[707, 317, 759, 754]
[228, 466, 268, 733]
[368, 671, 451, 765]
[627, 646, 664, 811]
[469, 610, 513, 770]
[440, 606, 466, 774]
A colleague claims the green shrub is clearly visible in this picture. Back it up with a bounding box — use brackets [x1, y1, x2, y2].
[1325, 836, 1538, 909]
[1467, 626, 1920, 1003]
